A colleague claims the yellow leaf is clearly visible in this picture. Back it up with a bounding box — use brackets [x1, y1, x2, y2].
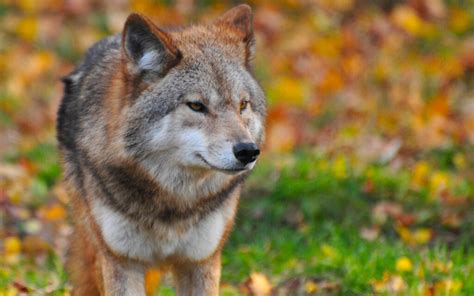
[4, 237, 21, 255]
[450, 8, 471, 33]
[331, 155, 347, 179]
[416, 266, 425, 279]
[145, 268, 162, 296]
[432, 260, 452, 273]
[18, 0, 39, 13]
[16, 16, 37, 42]
[248, 272, 272, 296]
[453, 153, 467, 170]
[8, 187, 23, 205]
[304, 280, 318, 294]
[429, 171, 449, 199]
[444, 57, 464, 79]
[2, 286, 18, 296]
[396, 256, 413, 272]
[413, 228, 432, 245]
[130, 0, 162, 15]
[392, 6, 425, 36]
[396, 226, 412, 244]
[312, 35, 343, 57]
[268, 77, 306, 106]
[411, 161, 430, 188]
[434, 279, 462, 294]
[321, 243, 338, 259]
[397, 226, 432, 246]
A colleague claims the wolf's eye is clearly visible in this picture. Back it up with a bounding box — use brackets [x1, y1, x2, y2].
[187, 102, 207, 113]
[240, 100, 249, 113]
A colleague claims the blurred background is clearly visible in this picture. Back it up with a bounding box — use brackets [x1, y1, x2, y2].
[1, 0, 474, 295]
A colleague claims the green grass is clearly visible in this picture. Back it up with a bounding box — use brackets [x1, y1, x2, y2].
[1, 150, 473, 295]
[221, 152, 474, 294]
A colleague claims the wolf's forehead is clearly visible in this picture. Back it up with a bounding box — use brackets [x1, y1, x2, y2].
[177, 53, 248, 102]
[168, 27, 257, 102]
[172, 25, 242, 55]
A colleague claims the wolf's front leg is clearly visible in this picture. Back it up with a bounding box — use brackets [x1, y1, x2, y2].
[100, 252, 146, 296]
[172, 253, 221, 296]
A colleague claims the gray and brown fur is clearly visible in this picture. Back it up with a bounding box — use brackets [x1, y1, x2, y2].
[57, 4, 266, 296]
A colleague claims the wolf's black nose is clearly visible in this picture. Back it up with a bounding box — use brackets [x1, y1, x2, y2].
[233, 142, 260, 165]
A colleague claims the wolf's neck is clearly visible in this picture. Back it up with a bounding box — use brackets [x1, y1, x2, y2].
[155, 168, 232, 201]
[88, 158, 246, 225]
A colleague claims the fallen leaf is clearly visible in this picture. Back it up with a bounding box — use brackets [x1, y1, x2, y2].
[16, 16, 38, 42]
[392, 5, 425, 36]
[360, 227, 379, 241]
[429, 171, 449, 199]
[40, 204, 66, 221]
[396, 256, 413, 272]
[145, 268, 162, 296]
[22, 235, 50, 255]
[373, 202, 402, 224]
[411, 161, 430, 189]
[244, 272, 272, 296]
[434, 279, 462, 294]
[397, 226, 432, 246]
[449, 7, 471, 33]
[304, 280, 318, 294]
[12, 281, 30, 293]
[4, 237, 21, 255]
[371, 273, 407, 293]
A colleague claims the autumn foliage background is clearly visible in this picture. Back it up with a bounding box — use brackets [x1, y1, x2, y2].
[1, 0, 474, 295]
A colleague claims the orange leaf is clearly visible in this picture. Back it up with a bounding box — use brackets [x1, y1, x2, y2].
[426, 94, 449, 117]
[40, 204, 66, 221]
[145, 268, 162, 296]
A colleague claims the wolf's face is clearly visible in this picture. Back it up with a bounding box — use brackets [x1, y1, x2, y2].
[121, 7, 266, 196]
[128, 57, 265, 174]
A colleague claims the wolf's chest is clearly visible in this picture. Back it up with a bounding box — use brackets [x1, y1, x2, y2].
[91, 200, 233, 262]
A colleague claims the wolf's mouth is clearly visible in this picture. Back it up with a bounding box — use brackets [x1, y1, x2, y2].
[196, 154, 247, 174]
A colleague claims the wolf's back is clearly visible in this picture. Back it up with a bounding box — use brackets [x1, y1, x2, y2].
[56, 35, 120, 188]
[57, 36, 120, 151]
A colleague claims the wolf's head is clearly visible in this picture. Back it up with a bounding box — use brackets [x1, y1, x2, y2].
[118, 5, 266, 198]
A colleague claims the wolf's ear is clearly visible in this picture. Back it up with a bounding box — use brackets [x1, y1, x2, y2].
[122, 13, 181, 76]
[215, 4, 255, 68]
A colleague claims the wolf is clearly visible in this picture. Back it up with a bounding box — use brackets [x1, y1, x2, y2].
[56, 4, 266, 295]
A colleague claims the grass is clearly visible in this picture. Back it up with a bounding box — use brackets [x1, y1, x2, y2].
[220, 152, 474, 294]
[1, 0, 474, 294]
[1, 149, 473, 295]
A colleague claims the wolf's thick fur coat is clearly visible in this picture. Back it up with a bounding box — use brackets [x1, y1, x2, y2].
[57, 4, 266, 295]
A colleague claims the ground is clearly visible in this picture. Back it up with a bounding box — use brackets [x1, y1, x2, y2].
[1, 1, 474, 295]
